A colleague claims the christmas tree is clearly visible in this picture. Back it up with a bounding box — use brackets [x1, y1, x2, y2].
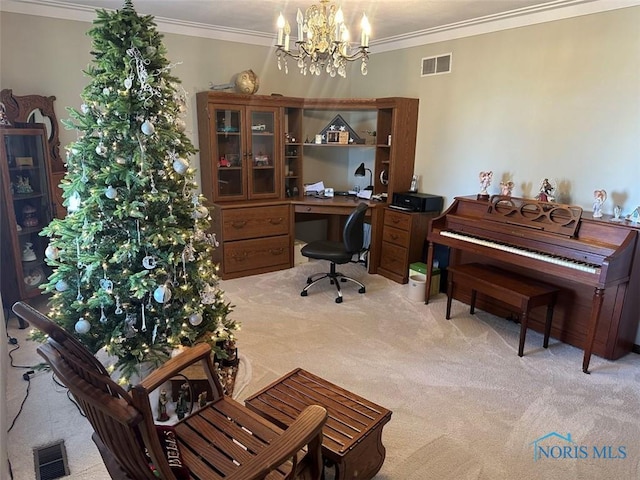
[39, 0, 237, 382]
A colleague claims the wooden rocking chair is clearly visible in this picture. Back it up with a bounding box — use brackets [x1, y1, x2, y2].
[12, 302, 327, 480]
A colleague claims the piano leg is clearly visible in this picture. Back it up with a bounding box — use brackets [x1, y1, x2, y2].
[583, 287, 605, 374]
[425, 243, 435, 305]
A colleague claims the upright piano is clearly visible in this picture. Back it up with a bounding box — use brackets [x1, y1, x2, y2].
[425, 195, 640, 373]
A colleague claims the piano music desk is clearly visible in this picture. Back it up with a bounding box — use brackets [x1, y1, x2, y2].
[446, 263, 559, 357]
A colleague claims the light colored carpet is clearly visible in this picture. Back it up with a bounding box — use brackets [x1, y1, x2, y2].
[6, 261, 640, 479]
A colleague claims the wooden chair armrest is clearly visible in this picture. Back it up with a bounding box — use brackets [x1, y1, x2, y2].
[138, 343, 215, 392]
[228, 405, 327, 480]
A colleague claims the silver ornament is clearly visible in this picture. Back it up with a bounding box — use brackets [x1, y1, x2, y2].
[45, 244, 60, 260]
[105, 185, 117, 199]
[173, 158, 189, 175]
[153, 285, 172, 303]
[75, 318, 91, 334]
[55, 279, 68, 292]
[142, 255, 157, 269]
[189, 312, 203, 326]
[141, 120, 155, 136]
[96, 143, 107, 156]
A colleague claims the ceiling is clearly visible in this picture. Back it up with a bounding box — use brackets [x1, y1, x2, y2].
[4, 0, 619, 51]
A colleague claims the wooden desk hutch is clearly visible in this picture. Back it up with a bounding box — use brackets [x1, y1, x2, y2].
[196, 92, 420, 280]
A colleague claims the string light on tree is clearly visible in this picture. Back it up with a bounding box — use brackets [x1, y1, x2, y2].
[37, 0, 237, 380]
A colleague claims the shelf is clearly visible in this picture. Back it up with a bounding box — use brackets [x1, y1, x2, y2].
[303, 143, 373, 148]
[13, 192, 45, 201]
[17, 226, 42, 236]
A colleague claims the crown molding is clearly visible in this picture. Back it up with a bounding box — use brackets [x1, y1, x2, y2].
[1, 0, 639, 52]
[372, 0, 640, 53]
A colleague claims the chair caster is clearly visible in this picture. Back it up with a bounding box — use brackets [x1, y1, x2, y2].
[335, 297, 343, 304]
[306, 277, 313, 284]
[358, 287, 366, 294]
[301, 291, 308, 297]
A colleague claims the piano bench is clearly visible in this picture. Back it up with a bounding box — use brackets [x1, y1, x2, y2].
[445, 263, 559, 357]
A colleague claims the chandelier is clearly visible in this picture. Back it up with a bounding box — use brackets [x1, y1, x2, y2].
[275, 0, 371, 78]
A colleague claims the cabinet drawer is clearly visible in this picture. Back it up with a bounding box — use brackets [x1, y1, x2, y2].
[382, 225, 410, 248]
[384, 210, 411, 231]
[223, 205, 290, 240]
[379, 241, 408, 276]
[224, 235, 290, 274]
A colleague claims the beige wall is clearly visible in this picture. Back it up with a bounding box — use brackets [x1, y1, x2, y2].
[2, 9, 637, 211]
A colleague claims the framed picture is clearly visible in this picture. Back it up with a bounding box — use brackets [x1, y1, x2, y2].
[16, 156, 34, 167]
[327, 131, 340, 143]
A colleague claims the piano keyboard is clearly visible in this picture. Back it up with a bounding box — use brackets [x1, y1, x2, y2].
[440, 231, 600, 274]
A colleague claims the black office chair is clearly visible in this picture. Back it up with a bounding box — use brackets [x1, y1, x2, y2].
[300, 202, 368, 303]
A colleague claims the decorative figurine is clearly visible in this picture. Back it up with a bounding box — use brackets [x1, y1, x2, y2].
[198, 391, 207, 408]
[22, 205, 39, 227]
[0, 104, 11, 126]
[176, 382, 189, 420]
[535, 178, 556, 203]
[157, 388, 170, 421]
[500, 180, 515, 196]
[592, 189, 607, 218]
[409, 174, 419, 193]
[478, 171, 493, 199]
[612, 205, 622, 222]
[15, 176, 34, 194]
[22, 242, 37, 262]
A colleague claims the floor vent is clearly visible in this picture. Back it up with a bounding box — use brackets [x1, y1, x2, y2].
[421, 53, 452, 76]
[34, 440, 70, 480]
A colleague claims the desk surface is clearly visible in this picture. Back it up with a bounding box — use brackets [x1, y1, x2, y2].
[293, 196, 383, 207]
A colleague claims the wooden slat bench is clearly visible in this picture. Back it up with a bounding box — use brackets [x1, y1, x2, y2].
[245, 368, 392, 480]
[446, 263, 559, 357]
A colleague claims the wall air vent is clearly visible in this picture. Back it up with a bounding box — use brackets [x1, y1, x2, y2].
[34, 440, 69, 480]
[421, 53, 452, 76]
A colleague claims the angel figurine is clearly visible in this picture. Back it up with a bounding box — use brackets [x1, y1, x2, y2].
[500, 180, 514, 197]
[535, 178, 556, 203]
[592, 189, 607, 218]
[478, 171, 493, 198]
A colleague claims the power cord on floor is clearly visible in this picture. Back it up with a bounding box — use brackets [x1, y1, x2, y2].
[5, 331, 40, 480]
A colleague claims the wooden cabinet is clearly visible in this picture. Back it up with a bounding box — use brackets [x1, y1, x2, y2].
[0, 125, 54, 304]
[378, 208, 436, 284]
[197, 93, 418, 204]
[210, 202, 292, 279]
[374, 98, 420, 200]
[197, 93, 419, 280]
[197, 98, 281, 202]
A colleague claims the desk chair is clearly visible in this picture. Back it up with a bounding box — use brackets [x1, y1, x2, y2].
[300, 202, 368, 303]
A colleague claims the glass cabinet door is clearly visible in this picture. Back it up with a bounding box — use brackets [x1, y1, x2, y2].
[213, 106, 245, 200]
[0, 127, 53, 301]
[248, 108, 278, 198]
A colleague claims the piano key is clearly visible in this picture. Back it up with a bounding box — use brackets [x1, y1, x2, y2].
[440, 230, 600, 274]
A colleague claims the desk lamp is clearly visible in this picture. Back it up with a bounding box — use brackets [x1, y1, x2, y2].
[354, 162, 373, 190]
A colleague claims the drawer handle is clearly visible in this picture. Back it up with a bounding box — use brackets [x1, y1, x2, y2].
[269, 248, 284, 256]
[391, 218, 401, 224]
[390, 233, 399, 240]
[231, 220, 247, 229]
[269, 217, 284, 225]
[306, 207, 312, 212]
[231, 252, 249, 262]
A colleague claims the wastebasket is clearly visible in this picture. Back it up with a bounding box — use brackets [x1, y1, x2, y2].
[407, 274, 426, 302]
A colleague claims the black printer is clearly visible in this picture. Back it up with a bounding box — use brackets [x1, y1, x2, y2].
[390, 192, 444, 213]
